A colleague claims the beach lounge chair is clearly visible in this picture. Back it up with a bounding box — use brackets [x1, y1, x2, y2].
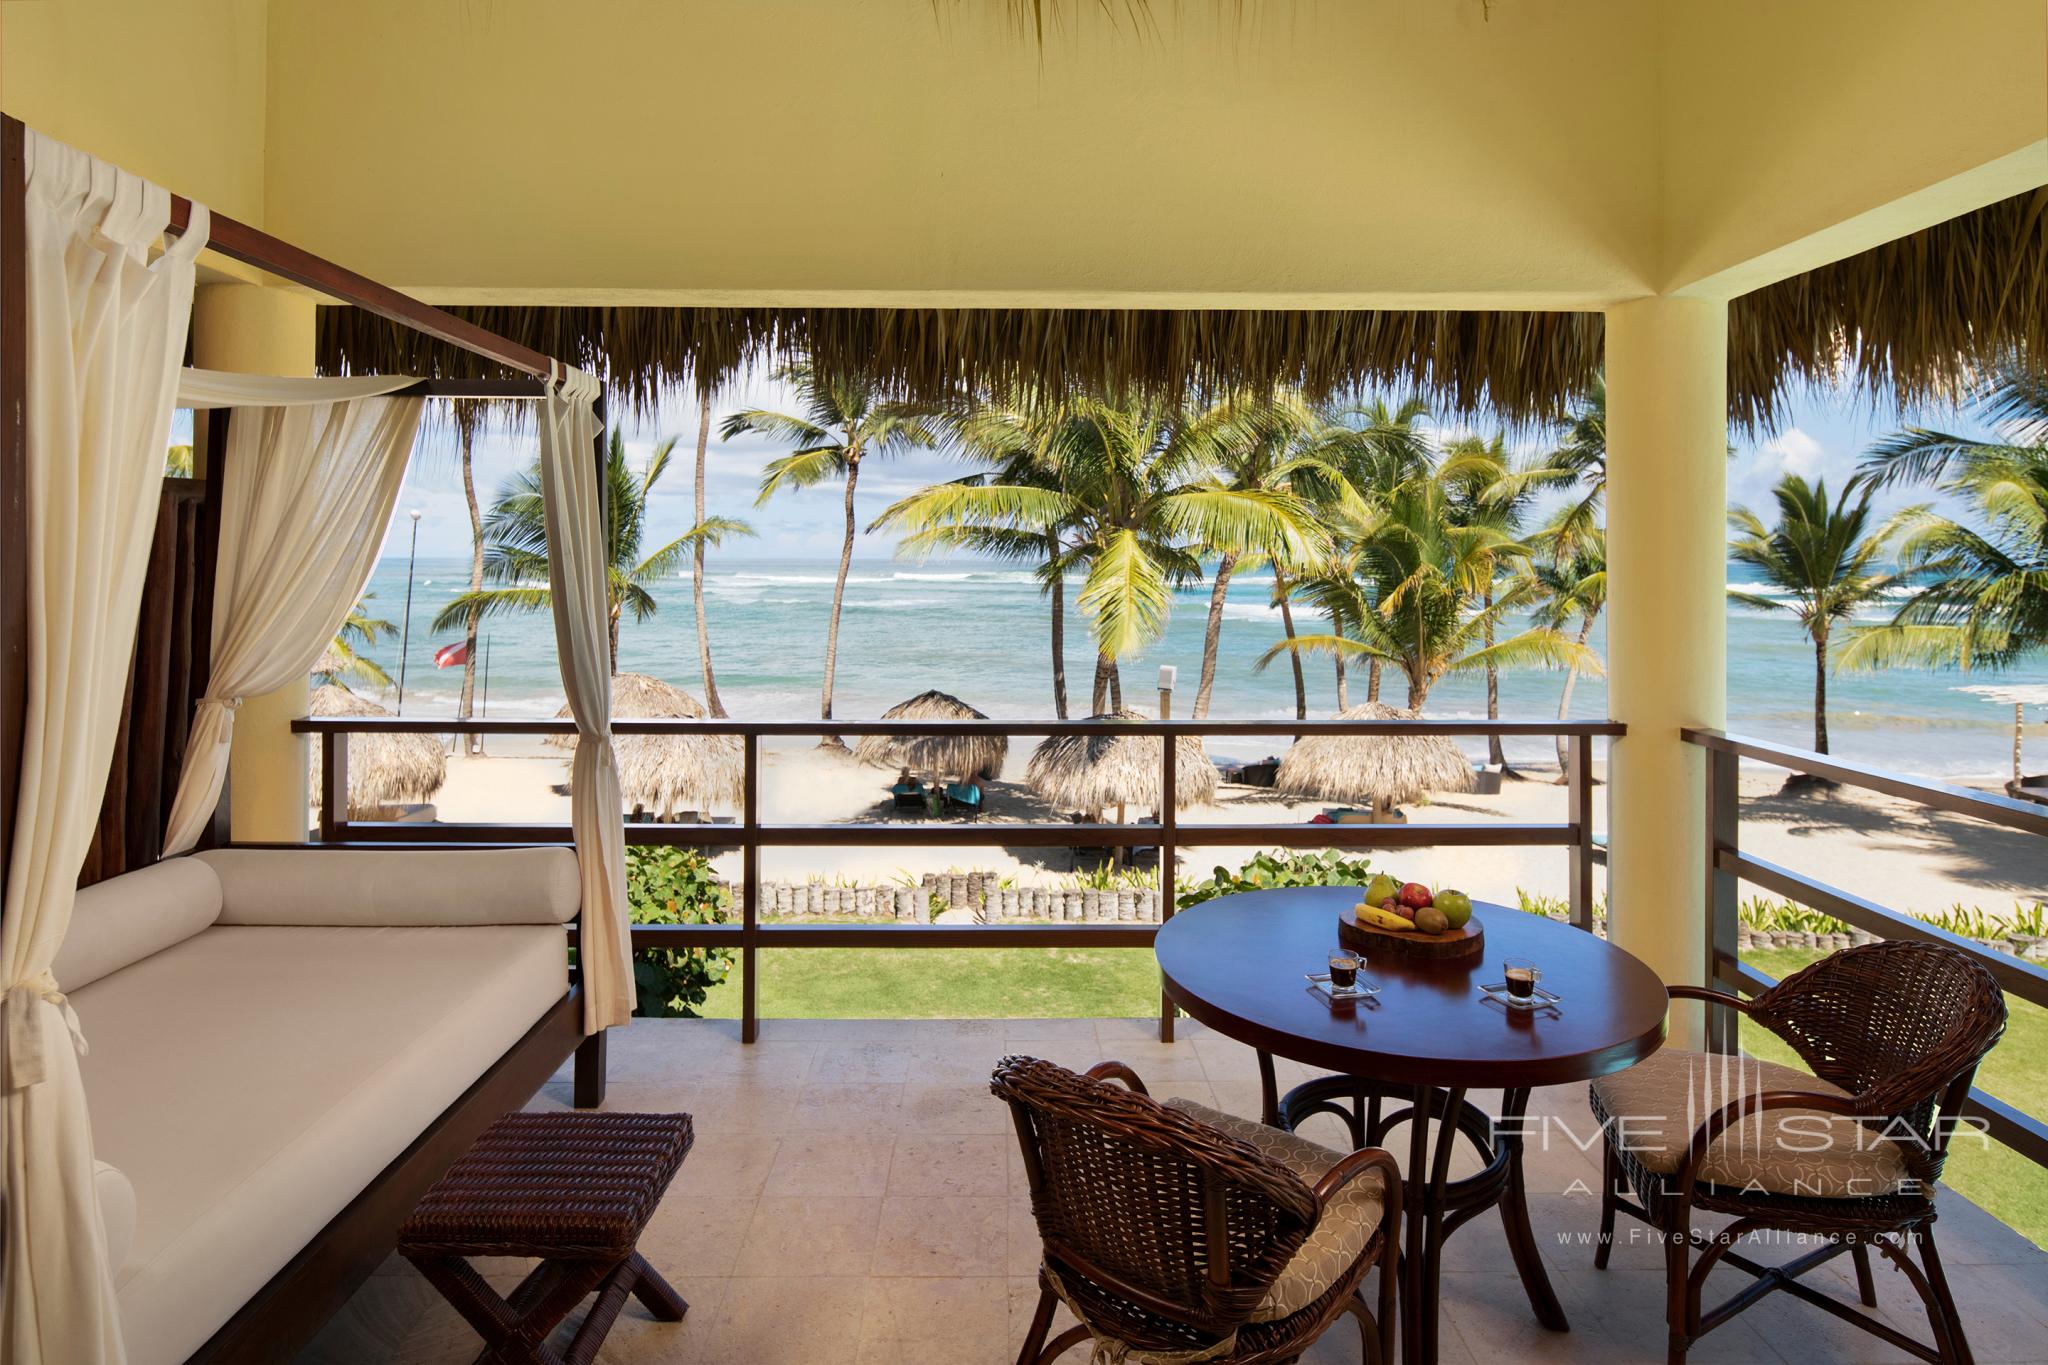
[943, 781, 984, 819]
[890, 782, 926, 814]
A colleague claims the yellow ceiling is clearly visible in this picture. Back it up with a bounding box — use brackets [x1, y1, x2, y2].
[3, 0, 2042, 308]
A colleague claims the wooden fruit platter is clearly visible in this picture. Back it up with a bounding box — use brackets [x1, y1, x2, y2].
[1338, 907, 1484, 963]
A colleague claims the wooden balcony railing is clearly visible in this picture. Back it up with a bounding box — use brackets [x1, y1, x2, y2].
[292, 715, 1621, 1042]
[1684, 728, 2048, 1174]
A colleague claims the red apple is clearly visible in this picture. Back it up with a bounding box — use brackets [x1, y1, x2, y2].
[1398, 882, 1434, 910]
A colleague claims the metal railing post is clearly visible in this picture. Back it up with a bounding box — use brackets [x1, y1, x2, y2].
[1703, 742, 1741, 1054]
[741, 731, 760, 1044]
[1566, 733, 1594, 932]
[1159, 721, 1178, 1043]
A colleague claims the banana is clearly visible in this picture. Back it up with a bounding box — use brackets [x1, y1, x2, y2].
[1354, 904, 1416, 932]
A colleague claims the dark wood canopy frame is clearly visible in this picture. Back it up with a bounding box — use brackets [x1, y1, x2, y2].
[0, 113, 611, 1363]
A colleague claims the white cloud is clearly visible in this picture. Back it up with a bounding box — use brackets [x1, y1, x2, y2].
[1761, 426, 1826, 479]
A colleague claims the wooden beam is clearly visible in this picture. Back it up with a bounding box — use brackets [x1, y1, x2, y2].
[164, 198, 558, 380]
[0, 115, 26, 910]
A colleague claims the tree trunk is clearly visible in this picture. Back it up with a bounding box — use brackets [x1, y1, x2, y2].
[1335, 653, 1349, 710]
[1554, 614, 1595, 776]
[456, 426, 483, 752]
[1483, 584, 1507, 767]
[1271, 569, 1308, 721]
[817, 453, 859, 750]
[1092, 651, 1114, 714]
[1367, 658, 1381, 703]
[692, 391, 727, 717]
[1192, 551, 1238, 719]
[1813, 629, 1829, 754]
[608, 608, 621, 676]
[1109, 660, 1122, 711]
[1048, 542, 1069, 720]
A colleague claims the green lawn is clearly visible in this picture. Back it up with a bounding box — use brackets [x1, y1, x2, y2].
[696, 945, 1162, 1020]
[1742, 947, 2047, 1250]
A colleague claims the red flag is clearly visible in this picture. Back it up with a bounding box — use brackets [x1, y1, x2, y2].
[433, 641, 470, 669]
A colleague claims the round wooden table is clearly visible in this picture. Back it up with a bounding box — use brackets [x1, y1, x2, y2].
[1155, 887, 1668, 1365]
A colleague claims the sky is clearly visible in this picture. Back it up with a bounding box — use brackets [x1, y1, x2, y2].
[215, 365, 1987, 565]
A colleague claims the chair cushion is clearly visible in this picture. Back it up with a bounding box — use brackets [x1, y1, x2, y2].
[72, 923, 568, 1365]
[53, 858, 223, 991]
[197, 846, 580, 926]
[1164, 1098, 1384, 1322]
[1589, 1048, 1912, 1198]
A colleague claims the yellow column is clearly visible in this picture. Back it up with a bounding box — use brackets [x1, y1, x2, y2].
[190, 282, 318, 842]
[1603, 296, 1728, 1047]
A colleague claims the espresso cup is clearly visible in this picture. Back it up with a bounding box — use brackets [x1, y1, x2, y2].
[1328, 951, 1360, 989]
[1503, 957, 1540, 999]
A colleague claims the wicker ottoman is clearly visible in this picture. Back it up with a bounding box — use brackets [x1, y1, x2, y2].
[399, 1110, 695, 1365]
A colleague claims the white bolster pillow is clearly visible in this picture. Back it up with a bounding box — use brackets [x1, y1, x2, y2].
[195, 847, 580, 926]
[96, 1159, 137, 1282]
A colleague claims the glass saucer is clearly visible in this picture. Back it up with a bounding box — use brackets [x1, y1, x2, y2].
[1306, 971, 1381, 1003]
[1478, 980, 1562, 1011]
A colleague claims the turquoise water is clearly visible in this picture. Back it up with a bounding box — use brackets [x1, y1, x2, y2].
[359, 554, 2048, 779]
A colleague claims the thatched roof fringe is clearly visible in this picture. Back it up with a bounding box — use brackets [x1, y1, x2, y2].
[319, 191, 2043, 431]
[318, 302, 1603, 423]
[309, 683, 447, 817]
[1729, 186, 2048, 429]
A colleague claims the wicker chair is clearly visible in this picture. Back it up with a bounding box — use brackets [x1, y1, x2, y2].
[995, 1056, 1401, 1365]
[1588, 941, 2007, 1364]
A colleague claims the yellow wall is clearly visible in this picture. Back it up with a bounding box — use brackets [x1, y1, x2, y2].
[0, 0, 270, 224]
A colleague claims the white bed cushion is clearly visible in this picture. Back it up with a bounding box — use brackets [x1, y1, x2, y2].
[197, 846, 579, 926]
[96, 1160, 137, 1283]
[52, 858, 223, 992]
[72, 923, 567, 1365]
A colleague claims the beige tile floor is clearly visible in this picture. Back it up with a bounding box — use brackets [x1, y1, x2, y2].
[299, 1017, 2048, 1365]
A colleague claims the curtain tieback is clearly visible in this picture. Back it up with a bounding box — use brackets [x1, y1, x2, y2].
[196, 695, 243, 713]
[2, 971, 89, 1094]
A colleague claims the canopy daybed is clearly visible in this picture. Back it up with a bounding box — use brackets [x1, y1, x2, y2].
[0, 117, 634, 1365]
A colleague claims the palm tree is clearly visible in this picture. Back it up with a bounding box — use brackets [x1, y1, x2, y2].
[1520, 520, 1608, 773]
[875, 395, 1328, 713]
[317, 597, 397, 689]
[1188, 393, 1359, 718]
[689, 390, 756, 717]
[724, 365, 938, 746]
[433, 430, 704, 674]
[1844, 368, 2048, 673]
[450, 413, 485, 737]
[1728, 474, 1896, 755]
[1261, 471, 1590, 710]
[1294, 396, 1434, 710]
[1440, 431, 1541, 769]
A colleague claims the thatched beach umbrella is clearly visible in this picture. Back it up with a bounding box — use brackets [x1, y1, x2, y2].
[552, 672, 742, 817]
[1025, 709, 1218, 818]
[309, 683, 446, 818]
[1274, 701, 1474, 814]
[853, 690, 1007, 783]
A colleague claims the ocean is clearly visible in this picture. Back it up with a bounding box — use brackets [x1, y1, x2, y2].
[357, 554, 2048, 780]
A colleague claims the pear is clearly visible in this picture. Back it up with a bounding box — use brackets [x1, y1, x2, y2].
[1363, 873, 1401, 906]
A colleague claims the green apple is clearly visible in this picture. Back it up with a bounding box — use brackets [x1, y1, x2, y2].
[1435, 890, 1474, 929]
[1363, 873, 1401, 906]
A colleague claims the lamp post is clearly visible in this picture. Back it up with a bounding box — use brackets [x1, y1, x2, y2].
[1157, 664, 1177, 721]
[395, 508, 422, 713]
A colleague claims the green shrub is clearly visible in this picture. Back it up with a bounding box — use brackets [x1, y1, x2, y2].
[627, 846, 735, 1018]
[1177, 850, 1375, 911]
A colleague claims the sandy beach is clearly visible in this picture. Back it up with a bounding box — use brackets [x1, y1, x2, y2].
[423, 739, 2044, 920]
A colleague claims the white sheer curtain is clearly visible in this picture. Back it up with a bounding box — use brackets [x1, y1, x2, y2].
[160, 394, 425, 856]
[538, 367, 634, 1032]
[4, 130, 207, 1365]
